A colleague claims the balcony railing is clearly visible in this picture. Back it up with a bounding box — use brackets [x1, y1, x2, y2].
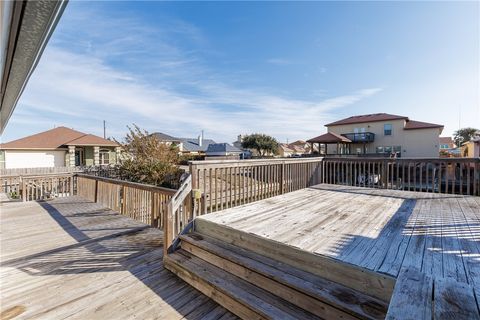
[342, 132, 375, 142]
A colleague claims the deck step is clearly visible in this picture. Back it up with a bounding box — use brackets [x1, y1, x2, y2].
[164, 249, 320, 320]
[194, 217, 395, 303]
[180, 232, 387, 320]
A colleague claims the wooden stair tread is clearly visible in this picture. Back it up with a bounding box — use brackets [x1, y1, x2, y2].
[194, 218, 394, 303]
[166, 249, 320, 320]
[180, 232, 387, 320]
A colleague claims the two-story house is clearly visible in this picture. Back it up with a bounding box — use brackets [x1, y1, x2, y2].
[307, 113, 444, 158]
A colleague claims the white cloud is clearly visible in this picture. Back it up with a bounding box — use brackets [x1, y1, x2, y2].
[6, 4, 383, 143]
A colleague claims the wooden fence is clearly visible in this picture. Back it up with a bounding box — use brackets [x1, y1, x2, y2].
[189, 157, 324, 214]
[76, 174, 176, 228]
[322, 157, 480, 196]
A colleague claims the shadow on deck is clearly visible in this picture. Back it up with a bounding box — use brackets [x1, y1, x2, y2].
[0, 196, 237, 320]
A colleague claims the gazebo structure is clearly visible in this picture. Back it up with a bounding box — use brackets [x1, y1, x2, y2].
[307, 132, 352, 155]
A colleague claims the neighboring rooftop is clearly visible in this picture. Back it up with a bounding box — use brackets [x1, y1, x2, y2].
[206, 143, 242, 153]
[325, 113, 408, 126]
[325, 113, 444, 133]
[403, 120, 444, 130]
[152, 132, 181, 142]
[306, 132, 352, 144]
[180, 138, 217, 152]
[0, 127, 118, 149]
[152, 131, 218, 152]
[439, 137, 454, 144]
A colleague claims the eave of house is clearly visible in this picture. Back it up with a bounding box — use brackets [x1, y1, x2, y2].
[0, 0, 68, 133]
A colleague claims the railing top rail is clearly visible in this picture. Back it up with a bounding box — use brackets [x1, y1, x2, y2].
[170, 174, 192, 211]
[189, 157, 324, 167]
[76, 173, 177, 195]
[1, 172, 75, 179]
[324, 157, 480, 162]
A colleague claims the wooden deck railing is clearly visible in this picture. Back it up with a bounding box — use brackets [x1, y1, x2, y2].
[322, 157, 480, 196]
[0, 173, 75, 201]
[189, 157, 324, 214]
[0, 166, 82, 176]
[164, 174, 203, 254]
[76, 174, 176, 228]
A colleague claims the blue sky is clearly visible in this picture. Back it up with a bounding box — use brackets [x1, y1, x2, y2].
[3, 1, 479, 144]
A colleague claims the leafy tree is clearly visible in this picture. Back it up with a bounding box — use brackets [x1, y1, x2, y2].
[241, 133, 279, 157]
[115, 124, 181, 188]
[453, 127, 479, 147]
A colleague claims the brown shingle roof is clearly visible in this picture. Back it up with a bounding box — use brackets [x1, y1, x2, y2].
[404, 120, 444, 130]
[325, 113, 408, 126]
[0, 127, 118, 149]
[439, 137, 453, 144]
[307, 132, 352, 143]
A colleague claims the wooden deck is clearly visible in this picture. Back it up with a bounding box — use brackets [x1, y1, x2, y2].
[197, 184, 480, 285]
[0, 196, 237, 320]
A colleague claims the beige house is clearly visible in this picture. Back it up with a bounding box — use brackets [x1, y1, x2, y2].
[461, 132, 480, 158]
[307, 113, 444, 158]
[277, 144, 294, 157]
[0, 127, 120, 169]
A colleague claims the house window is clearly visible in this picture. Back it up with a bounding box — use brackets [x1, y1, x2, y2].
[384, 146, 392, 154]
[99, 149, 110, 165]
[393, 146, 402, 156]
[384, 124, 392, 136]
[376, 146, 384, 154]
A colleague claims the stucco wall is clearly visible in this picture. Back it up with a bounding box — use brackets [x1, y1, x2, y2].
[4, 150, 66, 168]
[326, 119, 441, 157]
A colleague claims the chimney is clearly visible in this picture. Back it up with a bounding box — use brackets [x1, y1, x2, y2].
[237, 134, 242, 143]
[198, 130, 204, 146]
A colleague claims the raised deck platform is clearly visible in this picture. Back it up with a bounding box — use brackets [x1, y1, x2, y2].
[0, 196, 237, 320]
[167, 184, 480, 319]
[197, 184, 480, 285]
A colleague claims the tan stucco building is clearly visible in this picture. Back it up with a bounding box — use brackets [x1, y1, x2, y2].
[308, 113, 444, 158]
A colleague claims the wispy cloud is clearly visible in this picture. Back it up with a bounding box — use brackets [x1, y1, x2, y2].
[7, 3, 382, 143]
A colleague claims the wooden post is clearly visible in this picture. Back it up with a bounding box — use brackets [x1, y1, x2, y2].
[69, 174, 74, 196]
[21, 176, 26, 202]
[94, 180, 99, 203]
[381, 160, 387, 189]
[150, 192, 156, 227]
[280, 161, 285, 194]
[164, 201, 174, 256]
[121, 185, 126, 214]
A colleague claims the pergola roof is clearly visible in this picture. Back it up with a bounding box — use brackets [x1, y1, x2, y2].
[306, 132, 352, 144]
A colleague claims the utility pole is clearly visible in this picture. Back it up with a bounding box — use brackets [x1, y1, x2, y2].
[103, 120, 106, 139]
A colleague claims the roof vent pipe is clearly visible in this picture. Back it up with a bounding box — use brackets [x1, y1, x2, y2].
[198, 130, 204, 146]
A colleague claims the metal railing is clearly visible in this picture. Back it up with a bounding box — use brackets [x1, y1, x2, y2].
[341, 132, 375, 142]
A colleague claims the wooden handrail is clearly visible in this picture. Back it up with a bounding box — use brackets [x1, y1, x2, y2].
[322, 157, 480, 196]
[76, 174, 175, 229]
[76, 173, 176, 195]
[164, 174, 194, 255]
[190, 158, 324, 214]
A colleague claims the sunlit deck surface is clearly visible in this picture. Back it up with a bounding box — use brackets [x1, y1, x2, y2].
[0, 196, 237, 320]
[198, 184, 480, 286]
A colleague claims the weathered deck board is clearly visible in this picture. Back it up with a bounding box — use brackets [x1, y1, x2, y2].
[0, 196, 237, 320]
[198, 184, 480, 287]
